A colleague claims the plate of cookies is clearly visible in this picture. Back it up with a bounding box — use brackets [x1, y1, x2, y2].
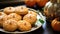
[0, 6, 46, 33]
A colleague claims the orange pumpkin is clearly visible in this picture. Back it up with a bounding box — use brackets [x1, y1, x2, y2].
[36, 0, 48, 7]
[51, 18, 60, 31]
[25, 0, 36, 7]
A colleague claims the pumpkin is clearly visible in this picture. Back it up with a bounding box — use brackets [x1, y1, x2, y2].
[36, 0, 48, 7]
[44, 0, 60, 22]
[51, 18, 60, 31]
[25, 0, 36, 7]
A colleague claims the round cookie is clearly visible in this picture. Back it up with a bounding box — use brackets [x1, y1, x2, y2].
[17, 20, 31, 31]
[4, 7, 15, 14]
[15, 6, 28, 15]
[3, 19, 17, 31]
[23, 14, 37, 25]
[4, 13, 22, 21]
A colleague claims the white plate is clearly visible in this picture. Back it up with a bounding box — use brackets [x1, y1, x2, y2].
[0, 8, 46, 34]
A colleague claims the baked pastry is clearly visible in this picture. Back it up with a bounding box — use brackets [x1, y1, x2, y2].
[23, 14, 37, 25]
[0, 12, 7, 27]
[6, 13, 22, 21]
[51, 18, 60, 31]
[15, 6, 28, 15]
[17, 20, 31, 31]
[28, 11, 37, 16]
[4, 7, 15, 14]
[3, 19, 17, 31]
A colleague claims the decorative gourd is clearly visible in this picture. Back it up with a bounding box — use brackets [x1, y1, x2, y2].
[44, 0, 60, 22]
[25, 0, 36, 7]
[36, 0, 48, 7]
[51, 18, 60, 31]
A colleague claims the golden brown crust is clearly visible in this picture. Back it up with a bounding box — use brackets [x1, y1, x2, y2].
[4, 13, 22, 21]
[4, 7, 15, 14]
[3, 19, 17, 31]
[17, 20, 31, 31]
[23, 14, 37, 25]
[0, 12, 7, 27]
[15, 6, 28, 15]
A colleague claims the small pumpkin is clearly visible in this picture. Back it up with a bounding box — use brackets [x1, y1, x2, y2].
[25, 0, 36, 7]
[36, 0, 48, 7]
[51, 18, 60, 31]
